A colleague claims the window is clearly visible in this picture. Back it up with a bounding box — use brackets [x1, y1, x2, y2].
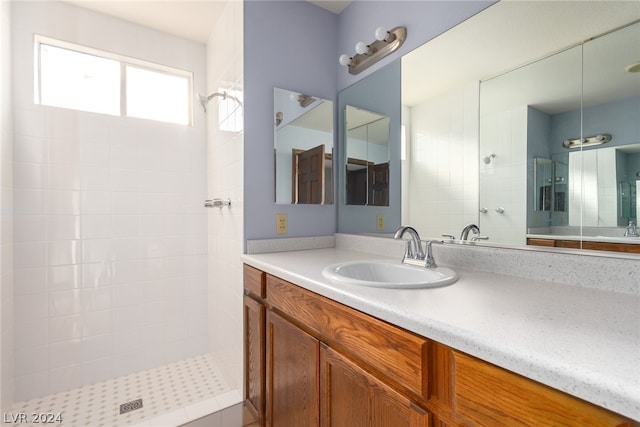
[126, 65, 190, 125]
[39, 43, 120, 116]
[35, 35, 193, 126]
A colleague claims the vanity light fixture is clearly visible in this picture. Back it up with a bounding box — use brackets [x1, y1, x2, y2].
[339, 26, 407, 75]
[562, 133, 611, 149]
[275, 111, 283, 126]
[290, 93, 316, 108]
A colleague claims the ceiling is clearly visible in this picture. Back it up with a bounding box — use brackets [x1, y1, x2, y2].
[61, 0, 349, 44]
[61, 0, 227, 43]
[402, 1, 640, 107]
[307, 0, 350, 14]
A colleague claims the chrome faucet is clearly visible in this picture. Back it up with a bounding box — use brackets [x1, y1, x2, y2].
[393, 226, 425, 262]
[460, 224, 480, 240]
[624, 220, 639, 237]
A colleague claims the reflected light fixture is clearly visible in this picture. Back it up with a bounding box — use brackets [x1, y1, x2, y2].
[625, 60, 640, 73]
[290, 92, 316, 108]
[339, 26, 407, 75]
[562, 133, 611, 149]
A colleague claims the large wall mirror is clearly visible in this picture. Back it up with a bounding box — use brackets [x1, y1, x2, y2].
[338, 1, 640, 253]
[274, 87, 334, 204]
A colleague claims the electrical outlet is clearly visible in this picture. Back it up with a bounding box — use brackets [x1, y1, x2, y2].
[276, 213, 288, 234]
[376, 214, 384, 231]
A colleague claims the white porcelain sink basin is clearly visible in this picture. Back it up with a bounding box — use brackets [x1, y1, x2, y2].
[322, 260, 458, 289]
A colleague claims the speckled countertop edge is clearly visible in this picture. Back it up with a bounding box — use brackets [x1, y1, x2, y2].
[242, 248, 640, 421]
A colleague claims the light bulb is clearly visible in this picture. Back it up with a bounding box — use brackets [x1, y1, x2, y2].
[339, 54, 352, 66]
[289, 93, 300, 102]
[375, 26, 390, 42]
[355, 41, 370, 55]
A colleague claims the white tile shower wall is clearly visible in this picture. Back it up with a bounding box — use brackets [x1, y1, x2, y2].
[1, 0, 15, 411]
[206, 0, 244, 393]
[11, 2, 208, 402]
[407, 82, 479, 239]
[479, 107, 527, 246]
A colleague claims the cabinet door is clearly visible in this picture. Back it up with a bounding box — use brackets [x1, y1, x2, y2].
[244, 295, 265, 424]
[266, 310, 320, 427]
[320, 345, 430, 427]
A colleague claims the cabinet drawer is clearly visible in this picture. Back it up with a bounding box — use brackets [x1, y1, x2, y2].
[244, 264, 266, 298]
[452, 351, 634, 426]
[266, 274, 429, 399]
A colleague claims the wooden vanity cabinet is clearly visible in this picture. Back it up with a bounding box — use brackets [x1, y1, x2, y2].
[266, 310, 319, 427]
[243, 266, 266, 424]
[527, 237, 640, 254]
[243, 264, 637, 427]
[320, 344, 430, 427]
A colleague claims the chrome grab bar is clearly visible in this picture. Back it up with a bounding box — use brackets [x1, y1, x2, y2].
[204, 198, 231, 208]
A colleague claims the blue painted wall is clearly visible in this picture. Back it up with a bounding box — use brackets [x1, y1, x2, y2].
[244, 1, 338, 241]
[243, 0, 496, 242]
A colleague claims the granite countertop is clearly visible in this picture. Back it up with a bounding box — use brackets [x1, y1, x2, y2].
[242, 248, 640, 421]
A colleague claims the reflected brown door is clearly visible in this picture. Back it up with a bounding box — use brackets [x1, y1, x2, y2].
[293, 144, 325, 204]
[368, 162, 389, 206]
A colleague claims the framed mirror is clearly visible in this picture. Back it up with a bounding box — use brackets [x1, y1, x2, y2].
[274, 87, 334, 205]
[345, 105, 390, 206]
[337, 59, 401, 234]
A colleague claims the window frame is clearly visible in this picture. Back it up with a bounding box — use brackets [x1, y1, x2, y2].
[34, 34, 194, 126]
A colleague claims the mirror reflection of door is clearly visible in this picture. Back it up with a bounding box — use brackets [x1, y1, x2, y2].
[274, 87, 334, 205]
[369, 162, 389, 206]
[292, 144, 325, 204]
[346, 158, 368, 205]
[345, 105, 391, 206]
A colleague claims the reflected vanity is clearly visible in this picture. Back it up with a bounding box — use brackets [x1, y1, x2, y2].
[274, 87, 334, 205]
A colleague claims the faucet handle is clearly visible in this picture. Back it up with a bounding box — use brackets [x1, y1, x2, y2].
[424, 240, 444, 268]
[471, 236, 489, 241]
[441, 234, 456, 240]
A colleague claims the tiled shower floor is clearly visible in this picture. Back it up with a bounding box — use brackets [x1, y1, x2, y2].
[10, 354, 241, 427]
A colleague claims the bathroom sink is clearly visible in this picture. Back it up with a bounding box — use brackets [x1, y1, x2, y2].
[322, 260, 458, 289]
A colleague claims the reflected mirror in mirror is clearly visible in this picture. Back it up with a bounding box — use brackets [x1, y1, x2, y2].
[274, 87, 334, 204]
[345, 105, 390, 206]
